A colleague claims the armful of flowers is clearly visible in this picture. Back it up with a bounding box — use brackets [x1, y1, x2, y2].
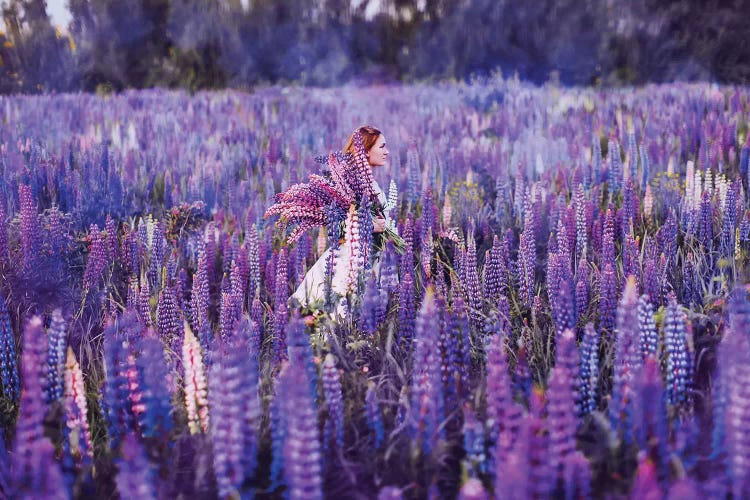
[371, 204, 406, 254]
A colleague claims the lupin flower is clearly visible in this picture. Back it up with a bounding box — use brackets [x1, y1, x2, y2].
[610, 276, 641, 442]
[102, 314, 137, 451]
[633, 357, 670, 483]
[44, 309, 67, 403]
[421, 187, 434, 242]
[627, 127, 638, 180]
[462, 405, 486, 476]
[138, 278, 152, 327]
[264, 174, 347, 244]
[116, 433, 157, 500]
[494, 415, 530, 498]
[547, 363, 578, 478]
[607, 137, 622, 194]
[528, 387, 554, 499]
[557, 214, 573, 268]
[598, 263, 617, 333]
[406, 142, 421, 205]
[322, 353, 344, 451]
[519, 209, 536, 307]
[209, 331, 259, 498]
[622, 180, 636, 237]
[63, 347, 92, 461]
[639, 144, 650, 190]
[148, 221, 165, 288]
[601, 208, 615, 266]
[721, 181, 738, 255]
[219, 263, 243, 341]
[83, 224, 107, 292]
[183, 322, 209, 434]
[0, 293, 20, 402]
[19, 184, 40, 271]
[483, 234, 508, 304]
[251, 294, 264, 340]
[344, 203, 363, 294]
[638, 295, 658, 360]
[575, 257, 589, 321]
[247, 225, 261, 298]
[575, 184, 587, 260]
[157, 284, 183, 356]
[716, 288, 750, 498]
[133, 336, 173, 440]
[486, 331, 522, 474]
[443, 294, 471, 404]
[127, 276, 138, 309]
[279, 360, 323, 500]
[455, 244, 466, 291]
[643, 257, 661, 306]
[11, 316, 67, 499]
[386, 179, 399, 218]
[105, 214, 118, 263]
[273, 248, 289, 363]
[47, 205, 65, 258]
[396, 271, 416, 352]
[623, 229, 640, 285]
[465, 233, 483, 333]
[699, 190, 713, 250]
[563, 451, 592, 500]
[409, 289, 444, 456]
[0, 195, 7, 265]
[191, 249, 210, 330]
[552, 271, 576, 337]
[664, 298, 691, 407]
[658, 210, 678, 263]
[579, 323, 599, 415]
[420, 226, 433, 278]
[591, 135, 602, 180]
[286, 311, 318, 404]
[365, 382, 384, 449]
[269, 378, 287, 491]
[361, 271, 387, 336]
[711, 320, 732, 468]
[643, 185, 654, 220]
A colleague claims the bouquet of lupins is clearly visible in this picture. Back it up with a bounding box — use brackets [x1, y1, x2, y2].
[264, 131, 406, 253]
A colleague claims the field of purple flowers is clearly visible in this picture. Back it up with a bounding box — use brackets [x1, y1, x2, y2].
[1, 79, 750, 499]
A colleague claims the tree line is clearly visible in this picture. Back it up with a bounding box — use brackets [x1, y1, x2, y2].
[0, 0, 748, 94]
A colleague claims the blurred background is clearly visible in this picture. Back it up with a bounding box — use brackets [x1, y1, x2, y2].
[0, 0, 748, 94]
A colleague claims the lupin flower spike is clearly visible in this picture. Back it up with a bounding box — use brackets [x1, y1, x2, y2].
[183, 321, 209, 434]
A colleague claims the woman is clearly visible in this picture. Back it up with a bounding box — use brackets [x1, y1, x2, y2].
[289, 125, 395, 322]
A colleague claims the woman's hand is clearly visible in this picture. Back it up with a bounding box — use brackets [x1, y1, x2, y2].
[373, 216, 387, 233]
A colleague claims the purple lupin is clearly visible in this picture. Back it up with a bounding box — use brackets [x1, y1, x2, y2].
[0, 292, 20, 402]
[547, 363, 578, 481]
[11, 316, 67, 499]
[273, 248, 289, 363]
[280, 360, 323, 499]
[19, 184, 40, 271]
[610, 276, 640, 443]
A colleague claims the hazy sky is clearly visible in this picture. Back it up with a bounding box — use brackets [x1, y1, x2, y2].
[48, 0, 72, 29]
[10, 0, 382, 32]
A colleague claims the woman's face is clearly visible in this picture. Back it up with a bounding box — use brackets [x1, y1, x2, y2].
[367, 134, 389, 168]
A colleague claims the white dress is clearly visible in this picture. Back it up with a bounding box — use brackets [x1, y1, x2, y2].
[290, 179, 394, 316]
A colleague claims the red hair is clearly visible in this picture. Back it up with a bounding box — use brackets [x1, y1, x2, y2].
[343, 125, 382, 156]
